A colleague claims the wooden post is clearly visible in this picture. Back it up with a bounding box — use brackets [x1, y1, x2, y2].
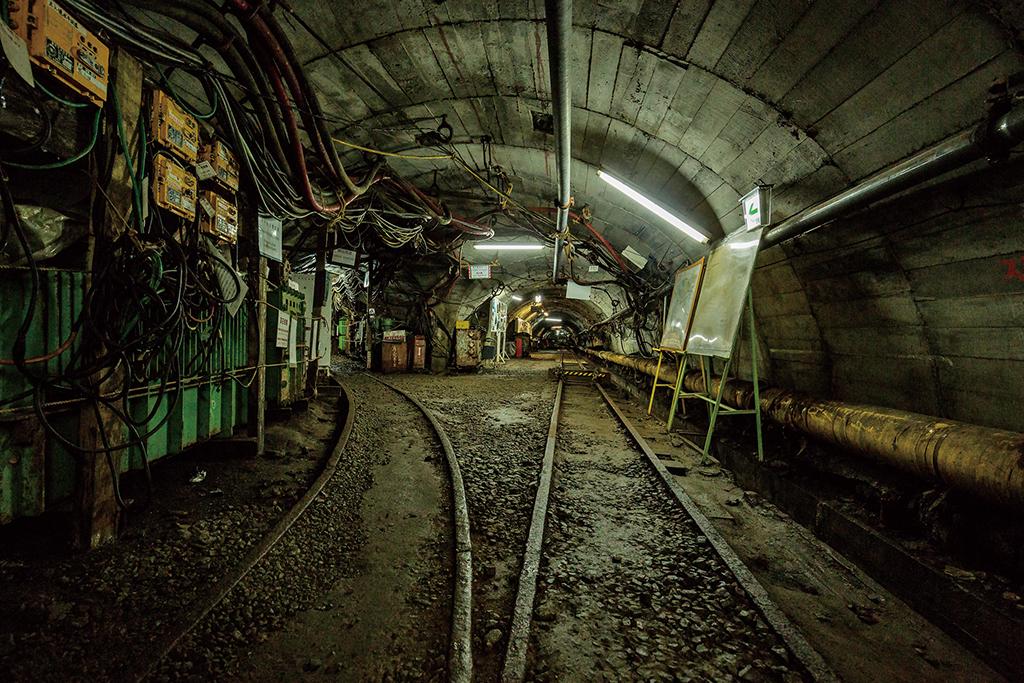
[73, 49, 142, 549]
[255, 258, 267, 454]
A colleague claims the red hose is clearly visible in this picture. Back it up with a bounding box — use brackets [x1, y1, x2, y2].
[530, 206, 630, 272]
[263, 55, 344, 213]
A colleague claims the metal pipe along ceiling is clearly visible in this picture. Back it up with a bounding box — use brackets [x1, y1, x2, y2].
[545, 0, 572, 279]
[585, 350, 1024, 509]
[763, 100, 1024, 248]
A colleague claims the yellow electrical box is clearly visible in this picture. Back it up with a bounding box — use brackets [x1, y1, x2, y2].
[198, 139, 240, 193]
[150, 89, 199, 164]
[198, 190, 238, 244]
[10, 0, 109, 104]
[455, 320, 470, 330]
[152, 154, 197, 221]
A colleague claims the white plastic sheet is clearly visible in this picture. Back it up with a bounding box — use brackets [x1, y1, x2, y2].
[686, 228, 763, 358]
[658, 258, 705, 352]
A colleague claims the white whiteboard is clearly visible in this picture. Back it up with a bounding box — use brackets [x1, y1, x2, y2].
[686, 228, 763, 358]
[658, 258, 705, 353]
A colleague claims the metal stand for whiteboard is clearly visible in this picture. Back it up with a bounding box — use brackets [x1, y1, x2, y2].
[647, 348, 689, 430]
[670, 287, 764, 462]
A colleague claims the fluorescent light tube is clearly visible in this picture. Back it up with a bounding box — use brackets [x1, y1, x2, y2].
[471, 242, 544, 250]
[510, 294, 523, 301]
[544, 317, 562, 323]
[597, 170, 708, 243]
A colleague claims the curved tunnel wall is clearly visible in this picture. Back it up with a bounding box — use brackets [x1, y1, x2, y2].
[749, 159, 1024, 432]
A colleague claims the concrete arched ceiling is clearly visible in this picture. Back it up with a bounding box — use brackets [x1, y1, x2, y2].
[282, 0, 1021, 272]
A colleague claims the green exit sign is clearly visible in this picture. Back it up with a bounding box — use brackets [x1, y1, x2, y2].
[740, 186, 772, 231]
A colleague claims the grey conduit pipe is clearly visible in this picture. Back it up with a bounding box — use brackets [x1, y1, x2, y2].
[763, 101, 1024, 247]
[545, 0, 572, 280]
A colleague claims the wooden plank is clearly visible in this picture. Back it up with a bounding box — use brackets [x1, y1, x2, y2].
[73, 49, 142, 549]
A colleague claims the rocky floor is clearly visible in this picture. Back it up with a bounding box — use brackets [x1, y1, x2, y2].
[528, 383, 803, 682]
[384, 360, 557, 682]
[216, 371, 452, 682]
[0, 392, 342, 681]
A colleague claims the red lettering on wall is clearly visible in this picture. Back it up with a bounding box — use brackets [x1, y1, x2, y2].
[1002, 257, 1024, 282]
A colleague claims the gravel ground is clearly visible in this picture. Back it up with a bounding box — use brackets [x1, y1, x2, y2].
[160, 368, 452, 681]
[528, 384, 806, 682]
[0, 394, 341, 681]
[385, 360, 557, 682]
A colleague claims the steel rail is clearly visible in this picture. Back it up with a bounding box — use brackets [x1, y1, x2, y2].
[595, 383, 838, 682]
[501, 378, 564, 682]
[364, 374, 474, 683]
[137, 380, 358, 681]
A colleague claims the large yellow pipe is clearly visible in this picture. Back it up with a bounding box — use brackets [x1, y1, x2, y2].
[586, 349, 1024, 508]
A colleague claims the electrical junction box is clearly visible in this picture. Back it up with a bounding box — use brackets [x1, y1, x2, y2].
[279, 286, 305, 318]
[150, 89, 199, 164]
[10, 0, 109, 103]
[152, 154, 197, 221]
[198, 139, 240, 193]
[198, 190, 238, 244]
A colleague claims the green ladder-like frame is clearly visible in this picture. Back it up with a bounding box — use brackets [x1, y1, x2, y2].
[663, 287, 764, 462]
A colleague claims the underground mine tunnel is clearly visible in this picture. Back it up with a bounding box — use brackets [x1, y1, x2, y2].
[1, 0, 1023, 680]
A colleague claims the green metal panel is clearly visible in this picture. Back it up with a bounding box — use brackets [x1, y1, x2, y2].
[0, 270, 84, 523]
[1, 268, 250, 523]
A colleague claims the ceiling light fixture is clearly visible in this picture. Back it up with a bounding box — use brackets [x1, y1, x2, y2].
[596, 170, 708, 243]
[471, 242, 544, 250]
[544, 317, 562, 323]
[510, 294, 523, 301]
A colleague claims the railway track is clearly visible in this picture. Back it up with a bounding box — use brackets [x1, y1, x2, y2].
[365, 374, 474, 683]
[137, 381, 358, 681]
[503, 353, 837, 681]
[138, 375, 474, 683]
